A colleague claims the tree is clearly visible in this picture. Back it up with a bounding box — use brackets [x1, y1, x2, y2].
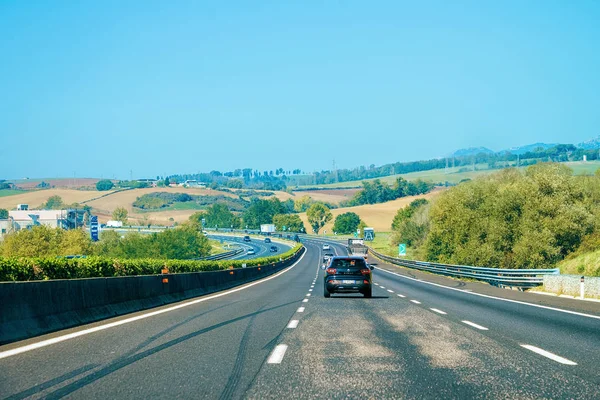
[96, 179, 114, 191]
[150, 223, 211, 259]
[43, 195, 64, 210]
[333, 212, 361, 234]
[164, 177, 170, 186]
[0, 209, 8, 219]
[306, 203, 332, 234]
[112, 207, 129, 223]
[201, 203, 240, 229]
[0, 225, 92, 257]
[294, 195, 314, 212]
[273, 214, 305, 232]
[243, 198, 285, 228]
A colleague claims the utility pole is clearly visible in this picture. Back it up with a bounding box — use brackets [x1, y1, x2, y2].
[333, 159, 338, 183]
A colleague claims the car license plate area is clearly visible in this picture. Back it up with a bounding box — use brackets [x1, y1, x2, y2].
[342, 280, 355, 284]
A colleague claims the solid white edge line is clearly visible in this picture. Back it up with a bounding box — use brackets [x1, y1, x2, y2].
[0, 249, 308, 360]
[287, 320, 299, 329]
[430, 308, 447, 315]
[297, 307, 305, 312]
[267, 344, 288, 364]
[410, 300, 421, 304]
[520, 344, 577, 365]
[375, 267, 600, 320]
[462, 320, 489, 330]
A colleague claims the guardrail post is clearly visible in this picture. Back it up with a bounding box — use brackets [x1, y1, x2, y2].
[580, 276, 585, 299]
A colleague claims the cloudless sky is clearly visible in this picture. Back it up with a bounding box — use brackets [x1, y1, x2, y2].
[1, 0, 599, 179]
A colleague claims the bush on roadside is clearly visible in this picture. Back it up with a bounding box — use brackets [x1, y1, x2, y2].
[0, 244, 302, 281]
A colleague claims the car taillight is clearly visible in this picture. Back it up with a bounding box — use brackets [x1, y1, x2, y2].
[326, 268, 337, 274]
[363, 280, 369, 284]
[360, 269, 370, 275]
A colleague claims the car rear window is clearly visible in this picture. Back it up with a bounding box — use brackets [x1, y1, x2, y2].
[331, 258, 367, 269]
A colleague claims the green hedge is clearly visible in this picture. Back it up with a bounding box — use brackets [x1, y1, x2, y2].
[0, 244, 302, 282]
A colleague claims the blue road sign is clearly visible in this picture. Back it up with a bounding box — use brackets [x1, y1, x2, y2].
[90, 215, 99, 242]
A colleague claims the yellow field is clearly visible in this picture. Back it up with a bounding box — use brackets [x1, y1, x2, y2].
[0, 189, 112, 210]
[298, 188, 445, 233]
[291, 189, 359, 204]
[0, 185, 445, 229]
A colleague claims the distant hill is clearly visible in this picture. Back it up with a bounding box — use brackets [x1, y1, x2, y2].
[577, 136, 600, 150]
[501, 142, 558, 155]
[451, 147, 494, 157]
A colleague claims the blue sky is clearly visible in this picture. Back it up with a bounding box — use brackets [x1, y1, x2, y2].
[1, 0, 599, 179]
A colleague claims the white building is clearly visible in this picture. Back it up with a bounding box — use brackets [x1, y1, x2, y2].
[9, 210, 67, 230]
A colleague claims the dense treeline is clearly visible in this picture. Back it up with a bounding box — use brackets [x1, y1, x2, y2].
[133, 192, 247, 211]
[393, 163, 600, 270]
[342, 178, 434, 206]
[313, 144, 600, 185]
[0, 223, 212, 260]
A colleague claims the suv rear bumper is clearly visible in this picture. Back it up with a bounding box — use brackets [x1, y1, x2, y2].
[325, 276, 371, 293]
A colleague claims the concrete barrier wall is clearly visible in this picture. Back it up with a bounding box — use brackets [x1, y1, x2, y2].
[543, 274, 600, 299]
[0, 248, 304, 345]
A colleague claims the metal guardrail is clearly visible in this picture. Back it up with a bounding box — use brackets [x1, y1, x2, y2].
[197, 248, 245, 261]
[369, 248, 560, 289]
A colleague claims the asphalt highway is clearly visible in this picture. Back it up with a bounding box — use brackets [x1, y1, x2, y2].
[207, 235, 291, 260]
[1, 240, 599, 399]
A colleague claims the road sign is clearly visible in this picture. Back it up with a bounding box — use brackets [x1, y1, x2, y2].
[90, 216, 99, 242]
[398, 244, 407, 257]
[354, 232, 358, 238]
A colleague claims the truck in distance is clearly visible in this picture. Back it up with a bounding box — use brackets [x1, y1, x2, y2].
[347, 238, 368, 261]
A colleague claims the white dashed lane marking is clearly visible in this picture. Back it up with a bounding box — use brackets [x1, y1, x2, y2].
[462, 320, 488, 330]
[430, 308, 447, 315]
[410, 300, 421, 304]
[267, 345, 288, 364]
[297, 307, 305, 313]
[520, 344, 577, 366]
[387, 289, 394, 293]
[287, 320, 299, 329]
[302, 299, 309, 303]
[397, 294, 406, 298]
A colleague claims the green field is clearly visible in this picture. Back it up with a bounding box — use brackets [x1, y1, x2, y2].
[0, 189, 26, 198]
[297, 161, 600, 189]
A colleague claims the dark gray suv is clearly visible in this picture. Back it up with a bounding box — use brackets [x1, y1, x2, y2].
[323, 256, 373, 298]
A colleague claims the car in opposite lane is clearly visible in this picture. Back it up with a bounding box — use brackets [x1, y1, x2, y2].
[322, 244, 331, 250]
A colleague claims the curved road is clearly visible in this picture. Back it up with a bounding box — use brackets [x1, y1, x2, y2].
[207, 235, 291, 260]
[1, 240, 599, 399]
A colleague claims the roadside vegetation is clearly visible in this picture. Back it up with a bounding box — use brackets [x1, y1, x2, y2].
[387, 163, 600, 274]
[341, 178, 434, 207]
